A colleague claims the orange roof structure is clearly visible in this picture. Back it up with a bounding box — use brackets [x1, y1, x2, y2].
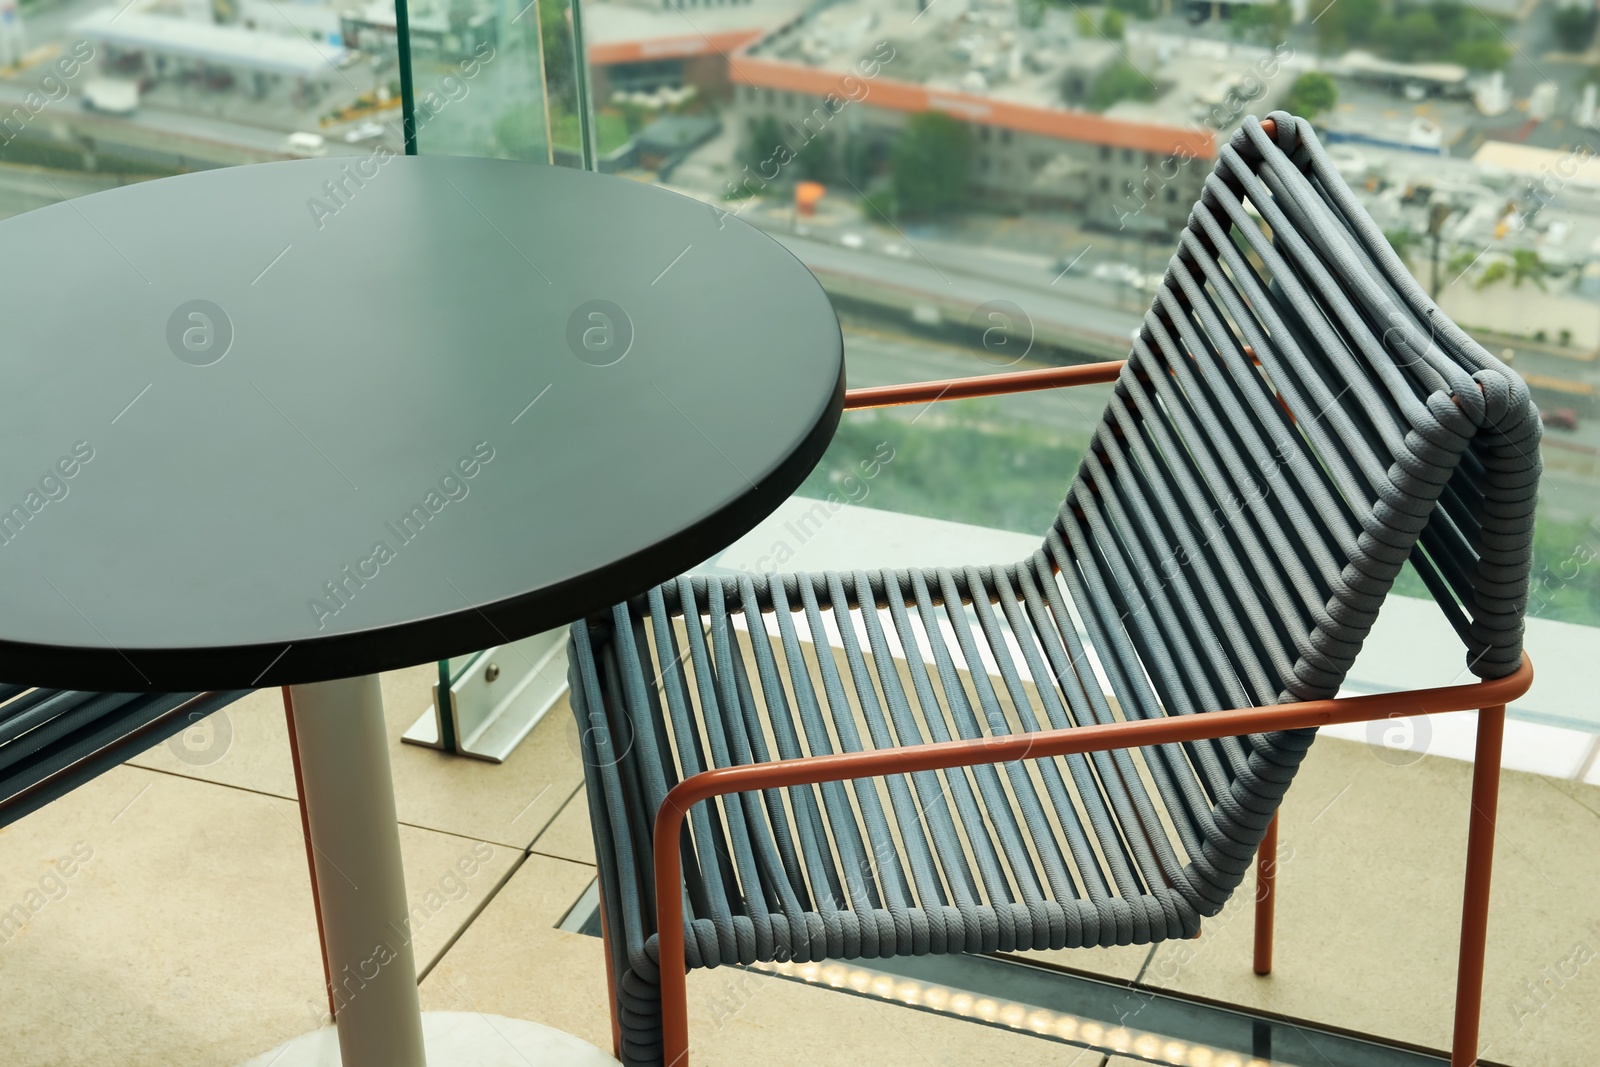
[729, 55, 1217, 160]
[588, 29, 766, 67]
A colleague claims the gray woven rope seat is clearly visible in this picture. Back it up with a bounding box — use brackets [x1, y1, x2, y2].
[567, 111, 1541, 1066]
[0, 686, 248, 828]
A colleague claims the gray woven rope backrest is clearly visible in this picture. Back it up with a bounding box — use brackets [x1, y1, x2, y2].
[1060, 110, 1539, 713]
[642, 111, 1539, 692]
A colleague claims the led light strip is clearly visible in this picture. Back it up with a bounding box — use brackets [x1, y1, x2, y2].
[754, 959, 1274, 1067]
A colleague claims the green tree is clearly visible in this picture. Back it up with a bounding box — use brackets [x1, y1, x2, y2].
[861, 186, 898, 222]
[1089, 61, 1157, 110]
[544, 107, 630, 158]
[1075, 9, 1096, 36]
[1387, 9, 1445, 61]
[890, 112, 973, 218]
[1476, 259, 1510, 289]
[1556, 4, 1599, 50]
[841, 135, 875, 186]
[743, 116, 788, 172]
[1311, 0, 1381, 51]
[494, 104, 547, 161]
[795, 132, 835, 182]
[1451, 37, 1510, 70]
[1231, 2, 1292, 43]
[1286, 71, 1338, 119]
[1101, 8, 1126, 39]
[1109, 0, 1156, 18]
[1385, 228, 1416, 264]
[1510, 249, 1551, 289]
[1313, 0, 1508, 64]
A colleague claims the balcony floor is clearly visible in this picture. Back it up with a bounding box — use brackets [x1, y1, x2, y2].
[1, 661, 1596, 1067]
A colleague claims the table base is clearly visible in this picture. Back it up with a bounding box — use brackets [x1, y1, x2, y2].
[239, 1012, 619, 1066]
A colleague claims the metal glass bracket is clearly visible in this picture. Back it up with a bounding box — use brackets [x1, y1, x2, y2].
[402, 628, 570, 763]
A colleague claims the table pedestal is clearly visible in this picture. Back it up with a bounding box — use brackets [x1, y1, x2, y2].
[240, 1012, 619, 1066]
[274, 676, 619, 1067]
[286, 675, 426, 1067]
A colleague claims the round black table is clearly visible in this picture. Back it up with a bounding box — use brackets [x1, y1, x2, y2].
[0, 156, 842, 1066]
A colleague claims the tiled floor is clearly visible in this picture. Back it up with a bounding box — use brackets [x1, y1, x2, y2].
[2, 662, 1597, 1066]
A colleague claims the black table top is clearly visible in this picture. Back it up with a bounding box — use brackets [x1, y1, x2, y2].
[0, 156, 842, 691]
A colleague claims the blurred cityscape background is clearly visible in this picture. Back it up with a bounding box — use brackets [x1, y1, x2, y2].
[2, 0, 1597, 631]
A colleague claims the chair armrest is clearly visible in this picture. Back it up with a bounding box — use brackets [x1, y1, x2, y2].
[653, 656, 1531, 824]
[843, 359, 1125, 411]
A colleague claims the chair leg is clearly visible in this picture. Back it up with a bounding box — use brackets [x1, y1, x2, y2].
[597, 892, 622, 1060]
[1451, 705, 1505, 1067]
[283, 687, 337, 1023]
[1254, 811, 1278, 976]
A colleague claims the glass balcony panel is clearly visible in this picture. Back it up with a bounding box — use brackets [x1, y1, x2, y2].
[402, 0, 584, 164]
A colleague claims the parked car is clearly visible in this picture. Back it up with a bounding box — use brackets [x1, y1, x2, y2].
[1540, 407, 1580, 431]
[1090, 261, 1142, 286]
[81, 79, 139, 117]
[343, 121, 386, 144]
[284, 132, 327, 158]
[1051, 248, 1090, 275]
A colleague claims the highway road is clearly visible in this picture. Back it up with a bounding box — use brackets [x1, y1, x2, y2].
[0, 77, 387, 164]
[757, 224, 1145, 361]
[0, 164, 120, 216]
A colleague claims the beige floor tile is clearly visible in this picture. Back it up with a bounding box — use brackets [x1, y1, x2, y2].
[0, 764, 516, 1067]
[380, 667, 584, 850]
[1142, 733, 1600, 1067]
[1543, 776, 1600, 822]
[532, 786, 598, 866]
[420, 853, 614, 1049]
[424, 853, 1106, 1066]
[128, 663, 582, 849]
[126, 684, 302, 797]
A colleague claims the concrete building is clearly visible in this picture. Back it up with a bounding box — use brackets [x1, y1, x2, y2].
[73, 0, 350, 103]
[1328, 50, 1471, 100]
[724, 0, 1237, 230]
[340, 0, 494, 64]
[1472, 140, 1600, 214]
[583, 0, 798, 101]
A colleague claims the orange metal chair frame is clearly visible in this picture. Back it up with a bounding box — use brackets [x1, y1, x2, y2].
[620, 362, 1533, 1067]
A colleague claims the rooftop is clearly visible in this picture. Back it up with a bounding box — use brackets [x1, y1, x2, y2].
[736, 0, 1218, 157]
[73, 3, 348, 77]
[583, 0, 801, 65]
[1472, 140, 1600, 194]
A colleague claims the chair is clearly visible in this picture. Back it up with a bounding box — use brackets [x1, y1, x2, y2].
[0, 687, 249, 828]
[566, 111, 1541, 1067]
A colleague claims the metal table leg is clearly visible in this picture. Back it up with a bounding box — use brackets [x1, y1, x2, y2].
[286, 674, 426, 1067]
[235, 675, 619, 1067]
